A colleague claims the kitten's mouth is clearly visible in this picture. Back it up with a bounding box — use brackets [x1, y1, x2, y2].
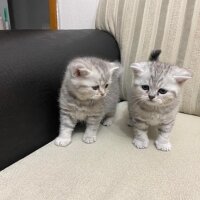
[92, 96, 104, 100]
[146, 99, 162, 105]
[148, 99, 155, 103]
[146, 100, 157, 105]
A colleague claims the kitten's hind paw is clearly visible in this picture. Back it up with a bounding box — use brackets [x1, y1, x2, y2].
[102, 117, 113, 126]
[82, 135, 97, 144]
[133, 138, 149, 149]
[54, 137, 72, 147]
[155, 140, 171, 151]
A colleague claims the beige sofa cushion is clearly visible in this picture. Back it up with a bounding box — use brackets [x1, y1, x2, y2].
[1, 102, 200, 199]
[96, 0, 200, 116]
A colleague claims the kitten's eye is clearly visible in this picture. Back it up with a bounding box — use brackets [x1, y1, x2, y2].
[158, 88, 168, 94]
[92, 85, 99, 90]
[141, 85, 149, 91]
[105, 84, 109, 88]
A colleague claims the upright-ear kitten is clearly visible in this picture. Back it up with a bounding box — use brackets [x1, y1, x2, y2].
[55, 57, 121, 146]
[128, 50, 192, 151]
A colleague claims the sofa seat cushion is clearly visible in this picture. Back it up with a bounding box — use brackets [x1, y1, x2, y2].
[1, 102, 200, 199]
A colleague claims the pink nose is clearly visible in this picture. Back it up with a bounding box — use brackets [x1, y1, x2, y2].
[149, 95, 155, 100]
[99, 88, 105, 96]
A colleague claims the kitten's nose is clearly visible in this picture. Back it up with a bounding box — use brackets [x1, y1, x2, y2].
[99, 88, 105, 96]
[148, 95, 155, 100]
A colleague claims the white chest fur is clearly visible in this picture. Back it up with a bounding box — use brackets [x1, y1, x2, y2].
[74, 107, 90, 121]
[65, 102, 104, 122]
[145, 112, 161, 126]
[133, 106, 176, 127]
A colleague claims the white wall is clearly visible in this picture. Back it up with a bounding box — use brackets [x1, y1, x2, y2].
[57, 0, 100, 29]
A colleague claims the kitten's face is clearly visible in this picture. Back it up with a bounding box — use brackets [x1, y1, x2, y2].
[130, 62, 192, 107]
[72, 71, 111, 101]
[68, 58, 118, 101]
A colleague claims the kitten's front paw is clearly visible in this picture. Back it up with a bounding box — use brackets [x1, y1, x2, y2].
[54, 137, 72, 147]
[82, 135, 97, 144]
[155, 140, 171, 151]
[102, 117, 113, 126]
[133, 138, 149, 149]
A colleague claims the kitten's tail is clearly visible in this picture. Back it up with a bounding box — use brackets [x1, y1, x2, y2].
[149, 49, 162, 61]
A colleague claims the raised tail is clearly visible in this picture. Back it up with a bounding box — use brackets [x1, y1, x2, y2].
[149, 49, 162, 61]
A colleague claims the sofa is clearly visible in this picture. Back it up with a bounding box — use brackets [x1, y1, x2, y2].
[1, 0, 200, 199]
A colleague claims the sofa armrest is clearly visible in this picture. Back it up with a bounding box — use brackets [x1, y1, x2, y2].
[0, 30, 120, 170]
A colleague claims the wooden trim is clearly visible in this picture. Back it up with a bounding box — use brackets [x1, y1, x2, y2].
[49, 0, 57, 30]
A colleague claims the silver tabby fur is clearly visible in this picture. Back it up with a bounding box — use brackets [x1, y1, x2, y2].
[55, 57, 120, 146]
[128, 50, 192, 151]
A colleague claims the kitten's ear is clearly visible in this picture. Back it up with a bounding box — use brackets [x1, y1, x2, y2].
[71, 65, 91, 78]
[130, 62, 146, 75]
[109, 62, 120, 74]
[173, 67, 192, 83]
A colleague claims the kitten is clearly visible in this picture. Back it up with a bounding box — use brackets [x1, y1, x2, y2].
[128, 50, 192, 151]
[55, 57, 120, 146]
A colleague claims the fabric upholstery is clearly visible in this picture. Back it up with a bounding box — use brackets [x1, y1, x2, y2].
[96, 0, 200, 116]
[1, 102, 200, 199]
